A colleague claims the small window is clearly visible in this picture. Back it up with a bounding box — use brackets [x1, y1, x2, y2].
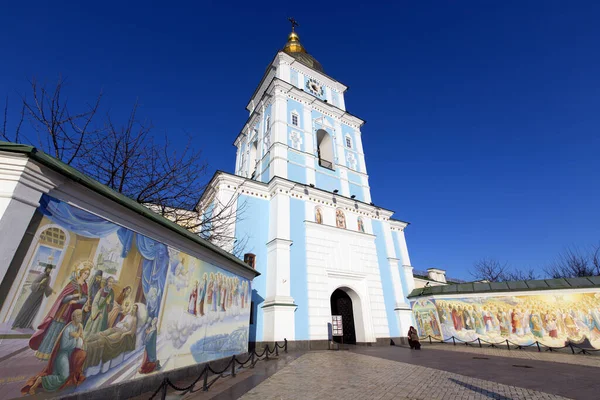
[291, 113, 299, 126]
[345, 136, 352, 149]
[265, 116, 270, 131]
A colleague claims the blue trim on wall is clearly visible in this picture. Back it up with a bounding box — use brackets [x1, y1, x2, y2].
[290, 198, 309, 340]
[392, 231, 410, 303]
[372, 220, 400, 337]
[235, 194, 269, 341]
[348, 182, 365, 202]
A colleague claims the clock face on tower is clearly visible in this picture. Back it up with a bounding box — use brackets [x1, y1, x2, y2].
[305, 78, 324, 97]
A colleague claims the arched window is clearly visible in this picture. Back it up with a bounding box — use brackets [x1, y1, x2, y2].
[316, 129, 334, 170]
[357, 217, 365, 233]
[335, 209, 346, 229]
[265, 115, 271, 132]
[315, 207, 323, 224]
[345, 136, 352, 149]
[291, 111, 299, 127]
[249, 140, 258, 179]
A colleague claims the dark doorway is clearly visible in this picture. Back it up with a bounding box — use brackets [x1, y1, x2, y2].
[330, 289, 356, 344]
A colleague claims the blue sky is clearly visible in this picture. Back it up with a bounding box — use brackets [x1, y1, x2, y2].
[1, 1, 599, 280]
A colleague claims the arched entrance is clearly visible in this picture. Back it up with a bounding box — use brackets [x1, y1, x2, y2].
[330, 288, 357, 344]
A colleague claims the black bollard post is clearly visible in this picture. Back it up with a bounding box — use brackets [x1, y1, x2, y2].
[478, 338, 482, 348]
[161, 381, 168, 400]
[231, 356, 236, 377]
[569, 343, 575, 354]
[452, 336, 456, 346]
[284, 338, 288, 353]
[203, 367, 209, 392]
[536, 341, 541, 352]
[429, 335, 432, 344]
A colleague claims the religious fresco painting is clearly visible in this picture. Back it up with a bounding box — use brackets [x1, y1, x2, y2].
[0, 194, 251, 398]
[411, 292, 600, 349]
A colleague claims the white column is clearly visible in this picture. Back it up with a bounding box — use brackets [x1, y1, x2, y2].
[382, 223, 412, 337]
[304, 105, 316, 185]
[262, 184, 296, 341]
[0, 153, 61, 320]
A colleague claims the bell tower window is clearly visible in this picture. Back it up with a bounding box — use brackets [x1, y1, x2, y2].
[316, 129, 334, 170]
[345, 136, 352, 149]
[249, 140, 259, 179]
[291, 112, 299, 127]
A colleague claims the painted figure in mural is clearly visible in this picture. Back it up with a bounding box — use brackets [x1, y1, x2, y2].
[546, 314, 558, 338]
[12, 264, 55, 329]
[83, 271, 103, 326]
[207, 273, 215, 312]
[429, 310, 441, 337]
[139, 317, 160, 374]
[84, 303, 140, 370]
[198, 274, 207, 316]
[107, 286, 132, 328]
[221, 275, 228, 312]
[529, 311, 544, 338]
[474, 309, 486, 335]
[22, 309, 86, 395]
[84, 276, 115, 335]
[563, 310, 580, 337]
[357, 217, 365, 233]
[498, 308, 509, 336]
[216, 274, 222, 312]
[30, 264, 90, 361]
[463, 306, 473, 330]
[482, 307, 493, 332]
[335, 209, 346, 229]
[315, 207, 323, 224]
[188, 281, 199, 315]
[451, 305, 462, 331]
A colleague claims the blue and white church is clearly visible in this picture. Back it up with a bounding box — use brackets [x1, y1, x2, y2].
[198, 24, 417, 347]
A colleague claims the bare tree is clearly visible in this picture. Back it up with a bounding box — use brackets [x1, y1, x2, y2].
[469, 258, 539, 282]
[469, 258, 509, 282]
[2, 76, 246, 257]
[503, 267, 538, 281]
[544, 246, 600, 278]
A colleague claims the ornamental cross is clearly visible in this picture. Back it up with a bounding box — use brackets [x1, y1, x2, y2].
[288, 17, 299, 31]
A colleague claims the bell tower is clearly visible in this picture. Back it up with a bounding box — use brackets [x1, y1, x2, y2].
[233, 20, 372, 203]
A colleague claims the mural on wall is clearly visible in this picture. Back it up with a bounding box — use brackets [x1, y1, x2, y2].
[0, 194, 251, 398]
[411, 292, 600, 349]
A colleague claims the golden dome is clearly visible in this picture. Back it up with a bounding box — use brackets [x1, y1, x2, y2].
[282, 27, 324, 72]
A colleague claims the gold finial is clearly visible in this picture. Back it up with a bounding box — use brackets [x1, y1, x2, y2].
[283, 17, 306, 54]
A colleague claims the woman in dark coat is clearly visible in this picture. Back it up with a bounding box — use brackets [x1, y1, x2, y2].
[408, 326, 421, 350]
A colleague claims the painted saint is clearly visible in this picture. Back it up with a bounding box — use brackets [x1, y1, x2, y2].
[138, 317, 160, 374]
[22, 309, 86, 395]
[12, 264, 55, 330]
[357, 217, 365, 233]
[335, 209, 346, 229]
[84, 276, 115, 335]
[107, 286, 132, 328]
[188, 281, 199, 315]
[83, 270, 103, 326]
[198, 274, 207, 316]
[29, 264, 91, 361]
[315, 207, 323, 224]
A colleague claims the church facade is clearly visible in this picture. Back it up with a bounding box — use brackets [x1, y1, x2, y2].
[198, 26, 417, 346]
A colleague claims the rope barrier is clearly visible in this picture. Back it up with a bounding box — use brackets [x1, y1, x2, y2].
[423, 335, 600, 356]
[148, 338, 288, 400]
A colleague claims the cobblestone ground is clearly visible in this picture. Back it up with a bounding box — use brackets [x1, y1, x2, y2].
[422, 343, 600, 368]
[239, 351, 570, 400]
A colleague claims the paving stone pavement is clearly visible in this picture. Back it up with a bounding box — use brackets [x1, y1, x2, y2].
[421, 343, 600, 368]
[239, 351, 569, 400]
